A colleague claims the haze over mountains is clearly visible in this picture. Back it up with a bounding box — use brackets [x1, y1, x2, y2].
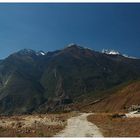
[0, 44, 140, 115]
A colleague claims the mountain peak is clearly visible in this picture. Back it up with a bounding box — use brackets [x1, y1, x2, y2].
[16, 49, 47, 56]
[17, 49, 36, 55]
[102, 49, 138, 59]
[65, 43, 83, 50]
[102, 49, 120, 55]
[67, 43, 77, 47]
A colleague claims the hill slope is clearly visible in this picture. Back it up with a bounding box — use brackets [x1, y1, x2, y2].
[80, 80, 140, 113]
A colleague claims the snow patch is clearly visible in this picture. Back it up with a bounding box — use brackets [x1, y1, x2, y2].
[18, 49, 36, 55]
[40, 52, 45, 55]
[102, 49, 120, 55]
[122, 54, 138, 59]
[36, 51, 46, 56]
[67, 43, 83, 49]
[67, 43, 76, 47]
[102, 49, 138, 59]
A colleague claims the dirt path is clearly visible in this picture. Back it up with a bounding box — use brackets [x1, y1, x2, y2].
[126, 111, 140, 118]
[55, 113, 103, 137]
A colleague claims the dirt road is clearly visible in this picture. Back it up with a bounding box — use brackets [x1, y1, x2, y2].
[126, 111, 140, 118]
[55, 113, 103, 137]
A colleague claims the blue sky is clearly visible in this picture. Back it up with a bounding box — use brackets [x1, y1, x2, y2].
[0, 3, 140, 59]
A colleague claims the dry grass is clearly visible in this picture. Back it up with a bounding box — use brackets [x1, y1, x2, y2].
[87, 113, 140, 137]
[0, 112, 78, 137]
[78, 81, 140, 113]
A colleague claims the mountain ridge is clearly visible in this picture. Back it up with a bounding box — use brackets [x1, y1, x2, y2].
[4, 44, 139, 60]
[0, 44, 139, 114]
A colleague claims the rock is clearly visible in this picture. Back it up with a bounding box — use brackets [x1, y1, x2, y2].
[112, 113, 126, 118]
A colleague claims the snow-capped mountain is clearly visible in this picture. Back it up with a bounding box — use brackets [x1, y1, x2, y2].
[102, 49, 138, 59]
[0, 44, 140, 115]
[122, 54, 138, 59]
[17, 49, 36, 55]
[16, 49, 47, 56]
[102, 49, 120, 55]
[36, 50, 46, 56]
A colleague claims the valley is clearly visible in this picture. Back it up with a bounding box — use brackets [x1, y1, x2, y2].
[1, 2, 140, 138]
[1, 111, 140, 137]
[0, 44, 140, 137]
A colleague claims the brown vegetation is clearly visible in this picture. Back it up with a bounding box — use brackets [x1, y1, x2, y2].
[80, 81, 140, 113]
[87, 113, 140, 137]
[0, 112, 77, 137]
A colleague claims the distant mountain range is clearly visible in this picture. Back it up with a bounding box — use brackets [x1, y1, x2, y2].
[0, 44, 140, 115]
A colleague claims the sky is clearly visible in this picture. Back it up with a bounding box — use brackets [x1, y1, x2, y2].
[0, 3, 140, 59]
